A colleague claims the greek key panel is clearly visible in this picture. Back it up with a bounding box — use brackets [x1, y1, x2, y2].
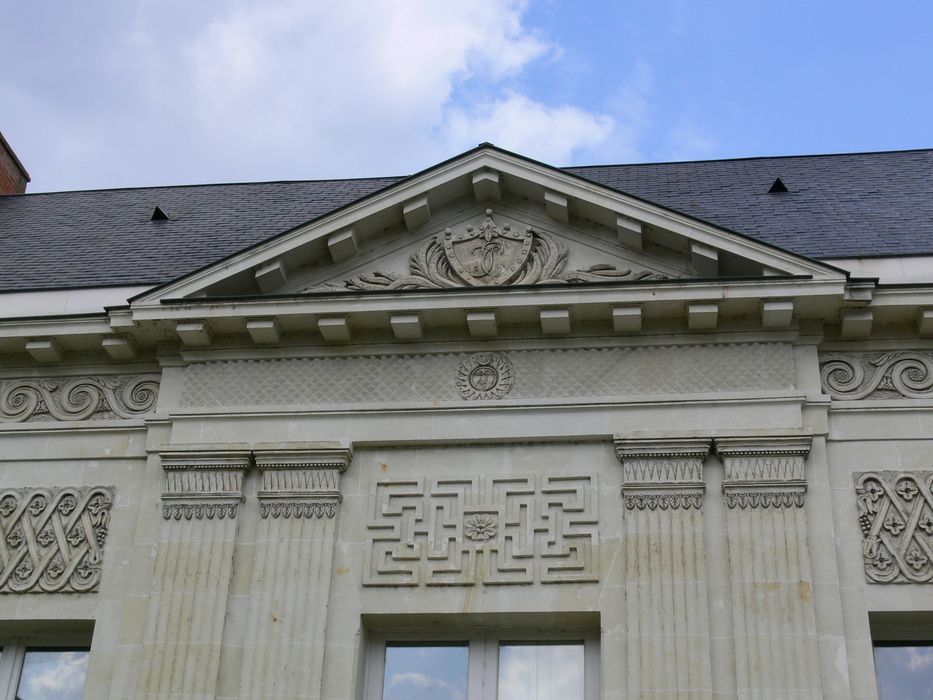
[181, 343, 794, 407]
[0, 486, 114, 593]
[855, 471, 933, 583]
[821, 352, 933, 400]
[364, 474, 598, 586]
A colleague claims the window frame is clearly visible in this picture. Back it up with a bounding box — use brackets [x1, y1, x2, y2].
[0, 632, 91, 700]
[364, 626, 599, 700]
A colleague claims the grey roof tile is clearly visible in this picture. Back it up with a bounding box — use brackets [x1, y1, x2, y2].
[1, 149, 931, 292]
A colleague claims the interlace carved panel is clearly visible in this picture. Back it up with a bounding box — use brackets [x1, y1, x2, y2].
[0, 486, 114, 593]
[329, 209, 669, 291]
[821, 352, 933, 400]
[364, 474, 598, 586]
[0, 374, 160, 422]
[855, 471, 933, 583]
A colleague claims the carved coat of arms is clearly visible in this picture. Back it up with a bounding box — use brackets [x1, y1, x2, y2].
[330, 209, 669, 291]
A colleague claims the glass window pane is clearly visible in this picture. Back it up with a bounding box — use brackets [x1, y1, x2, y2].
[874, 645, 933, 700]
[382, 644, 468, 700]
[498, 642, 584, 700]
[16, 649, 89, 700]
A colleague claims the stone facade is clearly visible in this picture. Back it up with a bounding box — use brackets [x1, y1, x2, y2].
[1, 146, 932, 699]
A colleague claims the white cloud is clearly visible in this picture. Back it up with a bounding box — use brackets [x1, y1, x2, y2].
[23, 651, 89, 698]
[3, 0, 627, 190]
[444, 93, 614, 165]
[388, 671, 465, 700]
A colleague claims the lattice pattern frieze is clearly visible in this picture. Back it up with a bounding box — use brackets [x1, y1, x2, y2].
[364, 474, 598, 586]
[855, 471, 933, 583]
[0, 486, 114, 593]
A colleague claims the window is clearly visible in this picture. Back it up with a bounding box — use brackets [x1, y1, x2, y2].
[870, 611, 933, 700]
[0, 635, 90, 700]
[364, 622, 598, 700]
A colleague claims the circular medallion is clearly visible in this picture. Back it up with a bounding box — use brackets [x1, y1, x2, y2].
[456, 352, 514, 400]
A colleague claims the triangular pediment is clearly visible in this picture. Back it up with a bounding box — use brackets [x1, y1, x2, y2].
[131, 145, 846, 306]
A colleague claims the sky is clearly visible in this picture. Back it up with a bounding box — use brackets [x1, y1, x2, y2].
[1, 0, 932, 193]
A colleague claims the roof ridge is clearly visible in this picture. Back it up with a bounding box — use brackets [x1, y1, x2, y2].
[8, 174, 407, 197]
[566, 147, 933, 170]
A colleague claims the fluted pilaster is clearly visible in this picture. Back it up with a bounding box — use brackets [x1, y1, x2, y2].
[717, 436, 822, 699]
[137, 448, 252, 700]
[239, 444, 352, 700]
[615, 437, 713, 699]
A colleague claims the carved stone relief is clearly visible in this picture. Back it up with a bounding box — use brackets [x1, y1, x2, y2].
[0, 374, 160, 422]
[159, 451, 251, 520]
[455, 352, 514, 400]
[0, 486, 114, 593]
[716, 437, 811, 509]
[254, 448, 351, 519]
[855, 471, 933, 583]
[615, 438, 710, 510]
[820, 352, 933, 400]
[364, 474, 598, 586]
[331, 209, 670, 290]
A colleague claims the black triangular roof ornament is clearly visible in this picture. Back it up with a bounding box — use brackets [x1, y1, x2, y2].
[150, 206, 169, 221]
[768, 177, 788, 193]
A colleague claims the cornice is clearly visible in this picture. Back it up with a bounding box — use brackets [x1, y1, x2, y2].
[714, 435, 812, 459]
[614, 437, 712, 462]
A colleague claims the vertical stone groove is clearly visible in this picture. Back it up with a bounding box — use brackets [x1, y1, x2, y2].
[136, 449, 251, 700]
[615, 437, 713, 699]
[238, 446, 352, 699]
[717, 436, 822, 699]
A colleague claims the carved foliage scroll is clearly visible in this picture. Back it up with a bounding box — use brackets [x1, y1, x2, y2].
[0, 486, 114, 593]
[364, 474, 598, 586]
[0, 374, 160, 422]
[334, 210, 669, 291]
[821, 352, 933, 400]
[855, 471, 933, 583]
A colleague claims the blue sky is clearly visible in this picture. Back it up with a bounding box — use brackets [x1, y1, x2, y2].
[1, 0, 931, 192]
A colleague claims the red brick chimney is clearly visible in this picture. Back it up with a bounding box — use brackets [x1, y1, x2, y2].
[0, 131, 30, 195]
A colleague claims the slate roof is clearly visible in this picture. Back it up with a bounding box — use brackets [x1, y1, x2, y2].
[1, 148, 931, 292]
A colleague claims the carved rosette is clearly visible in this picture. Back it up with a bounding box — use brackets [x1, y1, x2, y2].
[456, 352, 514, 400]
[159, 449, 251, 520]
[334, 209, 670, 291]
[254, 447, 352, 519]
[716, 437, 811, 508]
[0, 374, 160, 422]
[820, 351, 933, 400]
[615, 438, 710, 509]
[0, 486, 114, 593]
[854, 471, 933, 583]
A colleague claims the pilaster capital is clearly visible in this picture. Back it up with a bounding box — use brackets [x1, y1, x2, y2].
[614, 436, 711, 510]
[158, 446, 252, 520]
[253, 443, 352, 519]
[715, 435, 812, 508]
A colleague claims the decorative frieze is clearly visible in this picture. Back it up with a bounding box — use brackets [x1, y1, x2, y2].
[330, 209, 669, 291]
[364, 474, 598, 586]
[854, 470, 933, 583]
[0, 374, 160, 422]
[0, 486, 114, 593]
[254, 447, 351, 518]
[181, 343, 795, 408]
[820, 351, 933, 399]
